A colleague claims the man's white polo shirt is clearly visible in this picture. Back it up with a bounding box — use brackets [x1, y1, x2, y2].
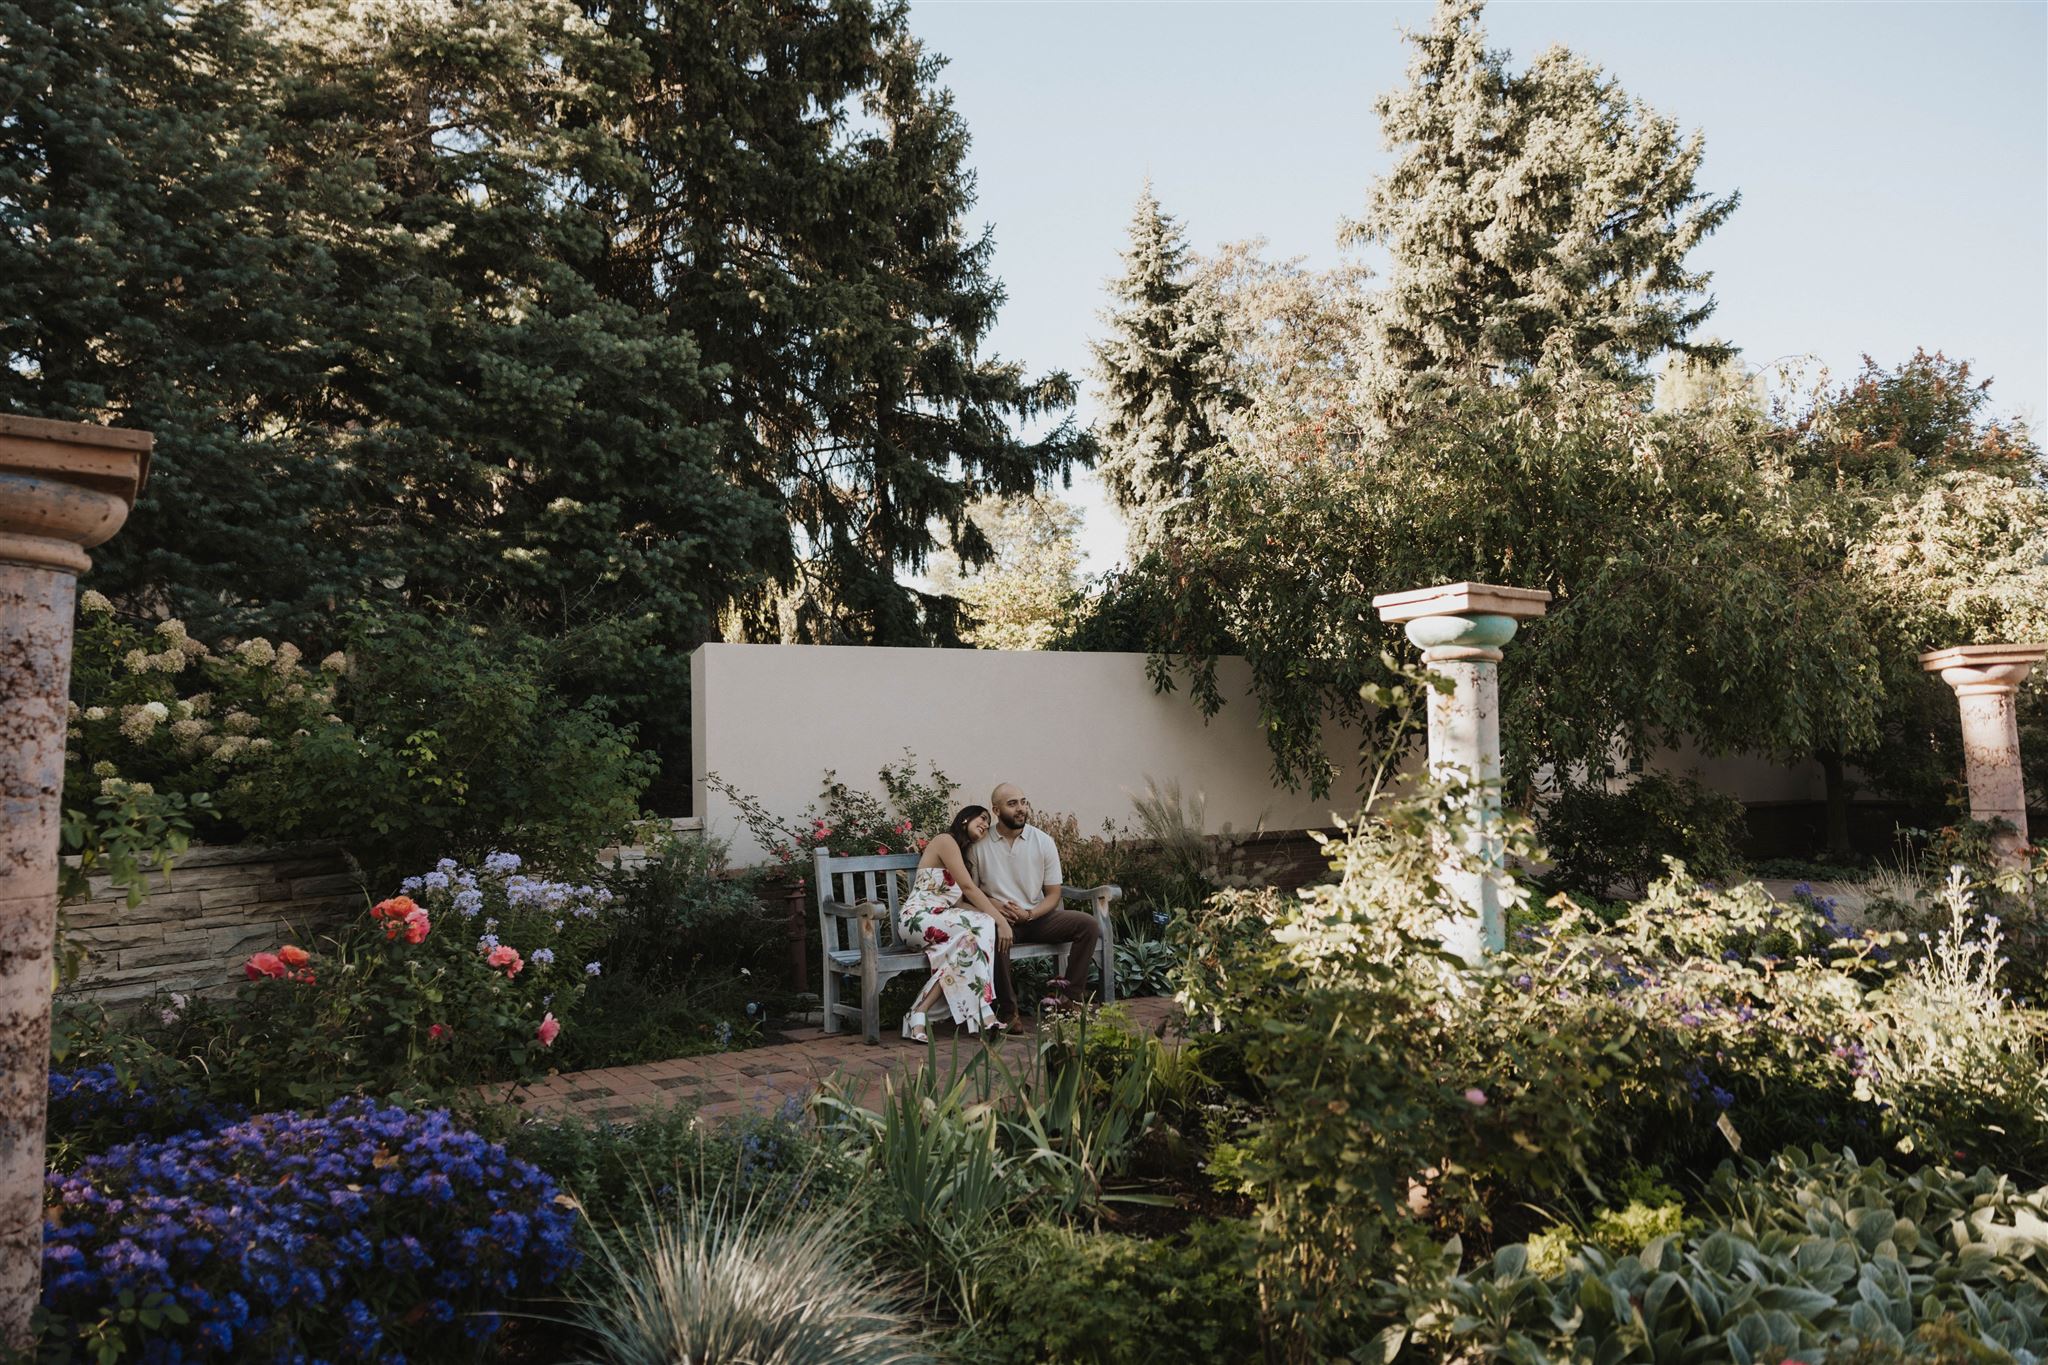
[969, 823, 1063, 907]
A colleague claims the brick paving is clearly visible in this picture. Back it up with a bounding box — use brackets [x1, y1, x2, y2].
[482, 995, 1181, 1125]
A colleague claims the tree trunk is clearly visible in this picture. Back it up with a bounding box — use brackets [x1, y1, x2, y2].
[1817, 749, 1854, 862]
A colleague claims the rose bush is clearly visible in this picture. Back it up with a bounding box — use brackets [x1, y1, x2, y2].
[152, 853, 610, 1106]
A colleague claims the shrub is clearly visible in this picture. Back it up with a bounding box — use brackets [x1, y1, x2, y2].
[1372, 1148, 2048, 1363]
[39, 1099, 579, 1362]
[152, 853, 610, 1106]
[1538, 769, 1747, 898]
[45, 1065, 246, 1170]
[484, 1101, 858, 1239]
[961, 1219, 1265, 1364]
[563, 832, 791, 1069]
[68, 601, 653, 883]
[570, 1185, 931, 1365]
[708, 751, 957, 882]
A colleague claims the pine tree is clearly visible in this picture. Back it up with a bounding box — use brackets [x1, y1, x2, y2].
[1090, 184, 1236, 554]
[1349, 0, 1737, 385]
[580, 0, 1090, 646]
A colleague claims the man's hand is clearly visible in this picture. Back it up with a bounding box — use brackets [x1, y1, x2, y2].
[996, 899, 1031, 923]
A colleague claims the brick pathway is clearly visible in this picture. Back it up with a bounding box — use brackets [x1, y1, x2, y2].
[484, 995, 1182, 1125]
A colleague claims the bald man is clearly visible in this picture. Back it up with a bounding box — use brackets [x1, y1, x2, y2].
[970, 782, 1101, 1020]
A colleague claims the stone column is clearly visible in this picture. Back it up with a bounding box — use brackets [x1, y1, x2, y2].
[1919, 644, 2047, 866]
[0, 415, 150, 1345]
[1372, 581, 1552, 961]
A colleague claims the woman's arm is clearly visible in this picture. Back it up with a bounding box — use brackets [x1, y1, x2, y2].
[933, 837, 1011, 940]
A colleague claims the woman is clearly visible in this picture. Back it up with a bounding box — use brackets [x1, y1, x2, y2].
[897, 805, 1012, 1042]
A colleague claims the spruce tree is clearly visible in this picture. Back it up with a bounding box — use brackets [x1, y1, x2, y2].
[580, 0, 1090, 645]
[1349, 0, 1737, 384]
[1090, 184, 1235, 554]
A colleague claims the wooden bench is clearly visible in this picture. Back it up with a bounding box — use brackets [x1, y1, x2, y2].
[813, 847, 1120, 1044]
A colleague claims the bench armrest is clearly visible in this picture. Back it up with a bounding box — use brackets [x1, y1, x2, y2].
[1061, 884, 1122, 906]
[819, 899, 886, 925]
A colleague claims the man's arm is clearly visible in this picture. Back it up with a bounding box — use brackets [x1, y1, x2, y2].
[1025, 883, 1062, 921]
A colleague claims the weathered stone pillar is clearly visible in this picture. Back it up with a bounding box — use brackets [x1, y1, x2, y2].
[1373, 581, 1552, 960]
[0, 415, 150, 1345]
[1919, 644, 2046, 866]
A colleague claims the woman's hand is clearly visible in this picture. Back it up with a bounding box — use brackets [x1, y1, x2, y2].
[992, 914, 1014, 947]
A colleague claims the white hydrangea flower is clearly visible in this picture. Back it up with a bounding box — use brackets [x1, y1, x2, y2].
[83, 707, 108, 722]
[274, 641, 302, 673]
[141, 702, 169, 721]
[122, 649, 150, 674]
[155, 619, 188, 645]
[223, 710, 260, 736]
[234, 638, 276, 666]
[319, 651, 349, 675]
[78, 589, 114, 615]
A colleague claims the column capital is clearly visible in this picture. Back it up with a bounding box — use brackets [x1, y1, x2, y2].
[1372, 580, 1554, 626]
[0, 416, 152, 575]
[1919, 644, 2047, 698]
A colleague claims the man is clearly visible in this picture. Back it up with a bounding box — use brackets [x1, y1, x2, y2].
[970, 782, 1101, 1023]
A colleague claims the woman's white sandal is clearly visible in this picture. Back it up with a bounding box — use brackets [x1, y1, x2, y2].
[901, 1011, 930, 1043]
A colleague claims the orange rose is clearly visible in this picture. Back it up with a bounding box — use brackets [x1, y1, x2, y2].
[278, 944, 310, 968]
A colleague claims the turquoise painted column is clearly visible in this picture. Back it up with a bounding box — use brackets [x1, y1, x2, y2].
[1373, 582, 1551, 961]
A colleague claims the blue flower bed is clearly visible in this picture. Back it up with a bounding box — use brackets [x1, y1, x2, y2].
[42, 1097, 580, 1362]
[48, 1065, 247, 1157]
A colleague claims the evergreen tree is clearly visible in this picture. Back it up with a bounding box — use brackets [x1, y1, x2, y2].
[1349, 0, 1737, 385]
[579, 0, 1090, 646]
[1089, 183, 1236, 554]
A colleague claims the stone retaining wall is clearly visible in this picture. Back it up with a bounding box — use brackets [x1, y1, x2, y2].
[61, 844, 363, 1007]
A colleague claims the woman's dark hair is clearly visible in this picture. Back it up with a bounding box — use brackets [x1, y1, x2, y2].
[948, 805, 990, 848]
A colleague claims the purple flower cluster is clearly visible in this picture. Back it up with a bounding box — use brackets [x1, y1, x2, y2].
[43, 1097, 579, 1362]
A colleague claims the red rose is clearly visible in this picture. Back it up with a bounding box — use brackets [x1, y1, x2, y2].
[941, 870, 955, 887]
[923, 926, 950, 945]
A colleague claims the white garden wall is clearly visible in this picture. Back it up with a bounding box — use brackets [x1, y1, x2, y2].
[690, 643, 1833, 866]
[691, 644, 1375, 866]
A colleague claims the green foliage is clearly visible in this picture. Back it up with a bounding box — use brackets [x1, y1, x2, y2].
[1539, 770, 1748, 899]
[68, 602, 654, 884]
[1089, 183, 1238, 553]
[959, 1219, 1265, 1364]
[560, 834, 793, 1070]
[1147, 375, 1884, 801]
[709, 751, 958, 877]
[4, 0, 1089, 800]
[1349, 0, 1737, 387]
[569, 1183, 933, 1365]
[929, 494, 1089, 651]
[1374, 1148, 2048, 1363]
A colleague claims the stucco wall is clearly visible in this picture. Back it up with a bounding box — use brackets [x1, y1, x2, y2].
[691, 643, 1857, 867]
[692, 643, 1377, 866]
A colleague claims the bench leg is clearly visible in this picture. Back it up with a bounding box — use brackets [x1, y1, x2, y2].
[858, 918, 882, 1046]
[1095, 898, 1116, 1006]
[822, 965, 842, 1034]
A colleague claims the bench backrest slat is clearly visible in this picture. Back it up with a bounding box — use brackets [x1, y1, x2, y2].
[814, 848, 922, 957]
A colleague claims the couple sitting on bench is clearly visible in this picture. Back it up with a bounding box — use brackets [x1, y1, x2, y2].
[896, 782, 1101, 1042]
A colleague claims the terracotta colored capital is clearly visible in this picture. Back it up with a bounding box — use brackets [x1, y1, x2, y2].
[0, 414, 149, 1347]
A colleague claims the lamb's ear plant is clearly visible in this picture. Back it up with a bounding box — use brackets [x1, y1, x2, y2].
[569, 1176, 934, 1365]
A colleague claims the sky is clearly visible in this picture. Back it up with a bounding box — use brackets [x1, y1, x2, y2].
[905, 0, 2048, 575]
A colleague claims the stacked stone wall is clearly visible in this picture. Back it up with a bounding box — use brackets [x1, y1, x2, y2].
[60, 844, 361, 1007]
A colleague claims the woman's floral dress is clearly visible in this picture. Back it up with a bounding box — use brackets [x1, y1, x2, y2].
[897, 866, 998, 1032]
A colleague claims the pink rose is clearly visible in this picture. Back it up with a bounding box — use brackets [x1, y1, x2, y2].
[1464, 1088, 1488, 1107]
[875, 844, 890, 855]
[244, 952, 287, 981]
[487, 944, 524, 978]
[428, 1023, 449, 1042]
[536, 1013, 560, 1047]
[403, 908, 430, 944]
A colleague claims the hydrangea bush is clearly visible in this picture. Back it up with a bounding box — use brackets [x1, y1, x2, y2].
[40, 1098, 579, 1362]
